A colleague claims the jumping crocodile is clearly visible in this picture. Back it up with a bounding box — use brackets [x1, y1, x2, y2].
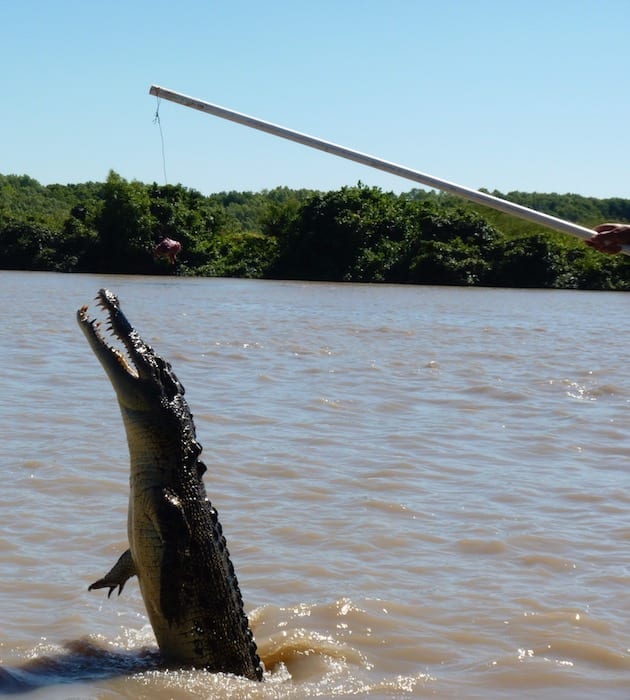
[77, 289, 263, 681]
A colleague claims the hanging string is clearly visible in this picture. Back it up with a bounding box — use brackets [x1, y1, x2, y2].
[153, 96, 168, 185]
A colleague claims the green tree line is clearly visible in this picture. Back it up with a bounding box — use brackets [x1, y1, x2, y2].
[1, 171, 628, 289]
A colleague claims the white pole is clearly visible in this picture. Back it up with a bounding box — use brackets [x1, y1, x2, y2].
[149, 85, 626, 254]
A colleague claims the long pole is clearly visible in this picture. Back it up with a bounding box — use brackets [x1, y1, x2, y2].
[149, 85, 623, 252]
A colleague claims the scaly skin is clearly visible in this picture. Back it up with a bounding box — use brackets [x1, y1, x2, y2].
[77, 289, 263, 681]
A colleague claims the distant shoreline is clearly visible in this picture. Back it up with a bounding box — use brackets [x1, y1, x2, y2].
[1, 172, 628, 290]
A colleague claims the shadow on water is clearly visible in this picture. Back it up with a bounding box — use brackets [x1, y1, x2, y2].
[0, 638, 162, 695]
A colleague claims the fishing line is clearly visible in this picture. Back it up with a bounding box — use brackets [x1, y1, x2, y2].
[153, 96, 168, 184]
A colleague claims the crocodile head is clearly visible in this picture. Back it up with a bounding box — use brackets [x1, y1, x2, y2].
[76, 288, 185, 411]
[77, 288, 203, 475]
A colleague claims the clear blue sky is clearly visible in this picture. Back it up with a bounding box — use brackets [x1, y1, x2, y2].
[2, 0, 629, 199]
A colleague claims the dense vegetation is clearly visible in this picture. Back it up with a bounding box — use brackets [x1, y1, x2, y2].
[1, 171, 628, 289]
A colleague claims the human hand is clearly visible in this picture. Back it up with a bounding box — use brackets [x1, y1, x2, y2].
[586, 223, 630, 254]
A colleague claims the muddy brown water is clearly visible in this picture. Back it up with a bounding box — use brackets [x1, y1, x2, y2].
[1, 271, 629, 698]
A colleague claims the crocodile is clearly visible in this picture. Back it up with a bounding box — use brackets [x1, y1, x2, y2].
[77, 289, 263, 681]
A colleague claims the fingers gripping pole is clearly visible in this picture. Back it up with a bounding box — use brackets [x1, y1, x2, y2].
[149, 85, 629, 255]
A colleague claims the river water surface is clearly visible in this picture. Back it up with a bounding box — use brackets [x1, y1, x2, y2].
[1, 271, 629, 699]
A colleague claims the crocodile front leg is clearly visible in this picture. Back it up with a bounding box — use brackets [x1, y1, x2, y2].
[89, 549, 137, 598]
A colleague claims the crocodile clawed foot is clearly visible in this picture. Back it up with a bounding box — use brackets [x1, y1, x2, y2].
[88, 549, 137, 599]
[88, 578, 126, 598]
